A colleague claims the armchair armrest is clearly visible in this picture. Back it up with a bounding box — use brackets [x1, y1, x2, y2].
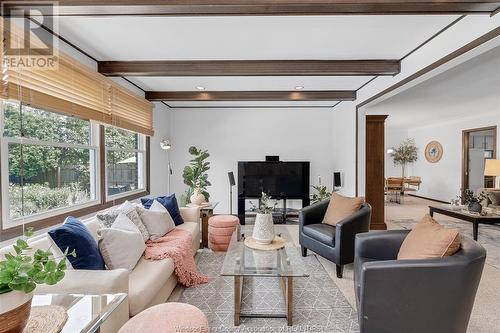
[180, 206, 200, 223]
[335, 204, 371, 262]
[35, 269, 129, 295]
[299, 200, 329, 229]
[355, 230, 409, 261]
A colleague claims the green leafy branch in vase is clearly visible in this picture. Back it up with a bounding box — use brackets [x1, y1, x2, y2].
[249, 192, 278, 214]
[0, 228, 76, 294]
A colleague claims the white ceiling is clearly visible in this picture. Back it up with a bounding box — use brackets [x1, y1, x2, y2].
[54, 15, 462, 106]
[127, 76, 373, 91]
[57, 15, 458, 61]
[366, 45, 500, 129]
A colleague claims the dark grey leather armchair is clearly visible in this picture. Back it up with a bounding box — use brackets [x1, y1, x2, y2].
[354, 230, 486, 333]
[299, 200, 371, 278]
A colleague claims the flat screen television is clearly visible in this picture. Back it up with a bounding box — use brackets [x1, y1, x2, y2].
[238, 161, 310, 198]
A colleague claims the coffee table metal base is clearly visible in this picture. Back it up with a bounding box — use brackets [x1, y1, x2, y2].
[234, 275, 293, 326]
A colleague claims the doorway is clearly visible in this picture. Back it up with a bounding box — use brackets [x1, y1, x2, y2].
[462, 126, 497, 193]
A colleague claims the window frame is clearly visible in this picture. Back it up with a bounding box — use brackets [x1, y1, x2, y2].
[0, 101, 150, 240]
[0, 101, 102, 228]
[104, 126, 148, 202]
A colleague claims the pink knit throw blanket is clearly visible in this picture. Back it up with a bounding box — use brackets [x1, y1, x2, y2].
[143, 228, 208, 287]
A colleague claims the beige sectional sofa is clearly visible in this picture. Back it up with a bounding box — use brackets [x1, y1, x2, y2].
[0, 206, 201, 332]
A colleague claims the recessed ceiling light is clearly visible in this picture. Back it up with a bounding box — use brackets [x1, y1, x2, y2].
[295, 86, 304, 90]
[196, 86, 205, 90]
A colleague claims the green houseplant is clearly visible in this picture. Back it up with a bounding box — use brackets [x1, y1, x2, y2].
[182, 146, 211, 205]
[460, 189, 487, 213]
[0, 228, 75, 332]
[390, 138, 418, 178]
[311, 185, 332, 204]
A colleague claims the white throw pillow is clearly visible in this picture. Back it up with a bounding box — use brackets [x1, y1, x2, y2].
[98, 213, 145, 271]
[138, 209, 175, 241]
[96, 201, 150, 242]
[150, 199, 169, 213]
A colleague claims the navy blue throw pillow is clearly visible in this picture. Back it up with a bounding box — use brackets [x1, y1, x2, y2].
[48, 217, 105, 270]
[141, 194, 184, 226]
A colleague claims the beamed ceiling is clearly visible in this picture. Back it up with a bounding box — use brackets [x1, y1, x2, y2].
[23, 2, 499, 108]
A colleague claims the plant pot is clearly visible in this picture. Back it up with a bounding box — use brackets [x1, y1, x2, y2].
[468, 202, 482, 213]
[252, 213, 275, 245]
[190, 188, 206, 206]
[0, 291, 33, 333]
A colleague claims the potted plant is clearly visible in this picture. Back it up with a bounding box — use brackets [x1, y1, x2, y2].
[311, 176, 332, 204]
[182, 146, 211, 206]
[0, 229, 74, 333]
[390, 138, 418, 178]
[250, 192, 278, 245]
[461, 189, 486, 213]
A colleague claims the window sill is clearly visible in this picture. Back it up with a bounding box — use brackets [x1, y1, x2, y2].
[0, 190, 150, 241]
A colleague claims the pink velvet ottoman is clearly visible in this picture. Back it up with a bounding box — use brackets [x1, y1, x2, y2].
[118, 303, 208, 333]
[208, 215, 240, 251]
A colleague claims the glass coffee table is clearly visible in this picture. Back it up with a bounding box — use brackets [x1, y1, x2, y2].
[31, 293, 127, 333]
[221, 225, 308, 326]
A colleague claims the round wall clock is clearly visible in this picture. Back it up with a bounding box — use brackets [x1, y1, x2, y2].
[425, 141, 443, 163]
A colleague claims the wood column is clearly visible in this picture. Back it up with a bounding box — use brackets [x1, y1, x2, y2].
[365, 115, 388, 230]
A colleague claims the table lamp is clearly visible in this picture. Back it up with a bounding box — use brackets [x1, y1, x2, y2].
[484, 159, 500, 188]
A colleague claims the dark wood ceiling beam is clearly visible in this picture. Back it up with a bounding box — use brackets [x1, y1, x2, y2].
[145, 90, 356, 102]
[98, 60, 400, 77]
[4, 1, 500, 16]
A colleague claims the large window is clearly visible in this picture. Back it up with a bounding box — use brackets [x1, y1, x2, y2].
[1, 101, 99, 226]
[105, 126, 146, 199]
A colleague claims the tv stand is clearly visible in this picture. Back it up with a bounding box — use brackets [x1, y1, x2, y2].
[238, 197, 310, 225]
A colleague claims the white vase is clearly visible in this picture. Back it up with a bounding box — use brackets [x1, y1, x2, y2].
[190, 188, 206, 205]
[252, 213, 275, 245]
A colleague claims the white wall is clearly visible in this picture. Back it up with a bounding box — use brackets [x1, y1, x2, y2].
[365, 46, 500, 202]
[168, 108, 335, 214]
[149, 103, 172, 197]
[408, 113, 500, 202]
[331, 102, 357, 197]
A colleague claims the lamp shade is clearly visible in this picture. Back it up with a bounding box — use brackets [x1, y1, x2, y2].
[484, 159, 500, 176]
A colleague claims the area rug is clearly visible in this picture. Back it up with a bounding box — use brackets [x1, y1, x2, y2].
[179, 249, 359, 333]
[389, 217, 500, 270]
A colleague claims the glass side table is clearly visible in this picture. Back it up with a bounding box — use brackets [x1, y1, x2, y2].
[31, 293, 127, 333]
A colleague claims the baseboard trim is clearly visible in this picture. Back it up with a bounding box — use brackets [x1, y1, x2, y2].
[408, 193, 449, 204]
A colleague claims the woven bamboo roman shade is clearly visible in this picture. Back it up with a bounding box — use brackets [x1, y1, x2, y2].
[1, 19, 154, 135]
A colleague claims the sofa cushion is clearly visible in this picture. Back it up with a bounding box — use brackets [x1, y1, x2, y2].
[176, 222, 200, 253]
[322, 193, 364, 226]
[128, 257, 175, 316]
[97, 201, 150, 242]
[137, 200, 175, 240]
[98, 213, 146, 271]
[141, 194, 184, 226]
[48, 217, 105, 270]
[303, 224, 336, 246]
[397, 214, 461, 260]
